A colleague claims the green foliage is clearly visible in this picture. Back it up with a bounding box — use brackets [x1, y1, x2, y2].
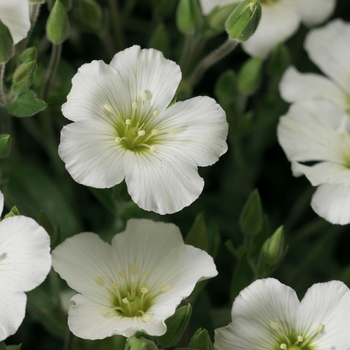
[187, 328, 213, 350]
[238, 56, 263, 96]
[0, 20, 14, 63]
[186, 212, 209, 252]
[4, 206, 20, 218]
[19, 47, 37, 64]
[12, 61, 37, 95]
[0, 134, 11, 158]
[176, 0, 203, 34]
[157, 305, 192, 348]
[6, 90, 47, 117]
[239, 189, 263, 236]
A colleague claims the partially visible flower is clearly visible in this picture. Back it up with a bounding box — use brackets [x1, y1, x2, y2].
[280, 19, 350, 112]
[59, 45, 228, 215]
[52, 218, 218, 339]
[0, 191, 51, 341]
[200, 0, 336, 58]
[0, 0, 31, 45]
[214, 278, 350, 349]
[277, 99, 350, 225]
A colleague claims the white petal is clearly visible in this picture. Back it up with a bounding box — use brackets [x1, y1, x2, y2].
[0, 0, 30, 45]
[0, 216, 51, 292]
[297, 0, 336, 26]
[62, 60, 128, 123]
[109, 46, 181, 115]
[156, 96, 228, 167]
[0, 191, 3, 217]
[277, 100, 350, 163]
[124, 149, 204, 214]
[305, 19, 350, 95]
[311, 183, 350, 225]
[58, 119, 126, 188]
[292, 161, 350, 187]
[242, 0, 300, 58]
[214, 278, 299, 349]
[279, 66, 348, 109]
[52, 232, 115, 302]
[0, 290, 26, 342]
[297, 281, 350, 348]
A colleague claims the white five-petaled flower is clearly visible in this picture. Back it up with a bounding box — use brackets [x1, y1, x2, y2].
[0, 191, 51, 341]
[214, 278, 350, 350]
[58, 45, 228, 215]
[280, 19, 350, 113]
[0, 0, 30, 45]
[277, 100, 350, 225]
[199, 0, 336, 58]
[52, 218, 218, 339]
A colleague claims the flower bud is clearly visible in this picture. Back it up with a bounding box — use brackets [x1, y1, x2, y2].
[208, 3, 238, 30]
[12, 60, 37, 94]
[176, 0, 203, 34]
[0, 134, 11, 158]
[125, 336, 158, 350]
[0, 20, 14, 63]
[46, 0, 70, 44]
[188, 328, 213, 350]
[239, 189, 263, 236]
[263, 226, 285, 266]
[19, 47, 37, 64]
[238, 56, 263, 95]
[225, 0, 261, 42]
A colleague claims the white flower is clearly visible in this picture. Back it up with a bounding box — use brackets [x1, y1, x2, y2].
[52, 218, 218, 339]
[199, 0, 336, 58]
[0, 0, 30, 45]
[280, 19, 350, 112]
[214, 278, 350, 350]
[58, 45, 228, 215]
[277, 99, 350, 225]
[0, 191, 51, 341]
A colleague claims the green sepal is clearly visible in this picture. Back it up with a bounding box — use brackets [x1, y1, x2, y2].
[12, 60, 37, 95]
[0, 20, 14, 63]
[19, 47, 37, 64]
[225, 0, 261, 41]
[6, 345, 22, 350]
[4, 206, 20, 218]
[188, 328, 213, 350]
[6, 90, 47, 117]
[157, 304, 192, 348]
[185, 212, 209, 252]
[238, 56, 263, 96]
[46, 0, 70, 44]
[0, 134, 11, 158]
[125, 336, 158, 350]
[207, 4, 238, 30]
[239, 189, 263, 236]
[176, 0, 203, 34]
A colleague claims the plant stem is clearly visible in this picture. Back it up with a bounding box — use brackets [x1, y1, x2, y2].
[0, 63, 6, 106]
[108, 0, 125, 51]
[42, 43, 62, 101]
[190, 38, 239, 85]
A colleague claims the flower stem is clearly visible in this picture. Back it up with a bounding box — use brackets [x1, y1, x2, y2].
[108, 0, 125, 51]
[42, 43, 62, 101]
[190, 38, 239, 85]
[0, 63, 6, 106]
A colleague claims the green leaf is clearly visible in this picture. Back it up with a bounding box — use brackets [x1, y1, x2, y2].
[158, 305, 192, 348]
[239, 189, 263, 236]
[185, 212, 209, 252]
[188, 328, 213, 350]
[6, 345, 22, 350]
[4, 206, 20, 218]
[6, 90, 47, 117]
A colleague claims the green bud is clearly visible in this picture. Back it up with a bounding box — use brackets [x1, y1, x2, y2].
[208, 4, 238, 30]
[4, 206, 20, 219]
[19, 47, 37, 64]
[158, 304, 192, 348]
[149, 23, 170, 57]
[176, 0, 203, 34]
[12, 60, 37, 94]
[215, 69, 237, 104]
[262, 226, 285, 266]
[267, 43, 291, 78]
[0, 20, 14, 63]
[238, 56, 263, 95]
[48, 0, 72, 11]
[80, 0, 102, 27]
[125, 336, 158, 350]
[0, 134, 11, 158]
[188, 328, 213, 350]
[225, 0, 261, 41]
[46, 0, 70, 44]
[239, 189, 263, 236]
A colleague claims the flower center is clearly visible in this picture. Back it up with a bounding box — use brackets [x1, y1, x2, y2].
[269, 321, 324, 350]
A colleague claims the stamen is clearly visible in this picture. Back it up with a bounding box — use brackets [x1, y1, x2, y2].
[140, 90, 152, 101]
[0, 253, 7, 260]
[115, 137, 122, 143]
[138, 130, 146, 136]
[269, 321, 279, 330]
[141, 287, 149, 294]
[161, 284, 171, 292]
[168, 128, 179, 135]
[101, 308, 113, 317]
[315, 323, 324, 333]
[151, 129, 159, 135]
[125, 119, 131, 125]
[153, 110, 158, 117]
[119, 270, 126, 278]
[94, 276, 105, 285]
[122, 298, 129, 304]
[150, 145, 156, 152]
[297, 335, 303, 343]
[103, 104, 114, 113]
[280, 344, 287, 350]
[132, 102, 138, 110]
[143, 270, 150, 277]
[129, 263, 138, 273]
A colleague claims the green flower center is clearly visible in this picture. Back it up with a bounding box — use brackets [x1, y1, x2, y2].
[269, 321, 324, 350]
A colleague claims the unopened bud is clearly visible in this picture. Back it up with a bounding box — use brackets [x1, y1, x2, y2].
[188, 328, 213, 350]
[176, 0, 203, 34]
[262, 226, 285, 265]
[0, 20, 14, 63]
[225, 0, 261, 41]
[46, 0, 70, 44]
[125, 336, 158, 350]
[208, 3, 238, 30]
[12, 61, 37, 94]
[238, 56, 263, 95]
[19, 47, 37, 64]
